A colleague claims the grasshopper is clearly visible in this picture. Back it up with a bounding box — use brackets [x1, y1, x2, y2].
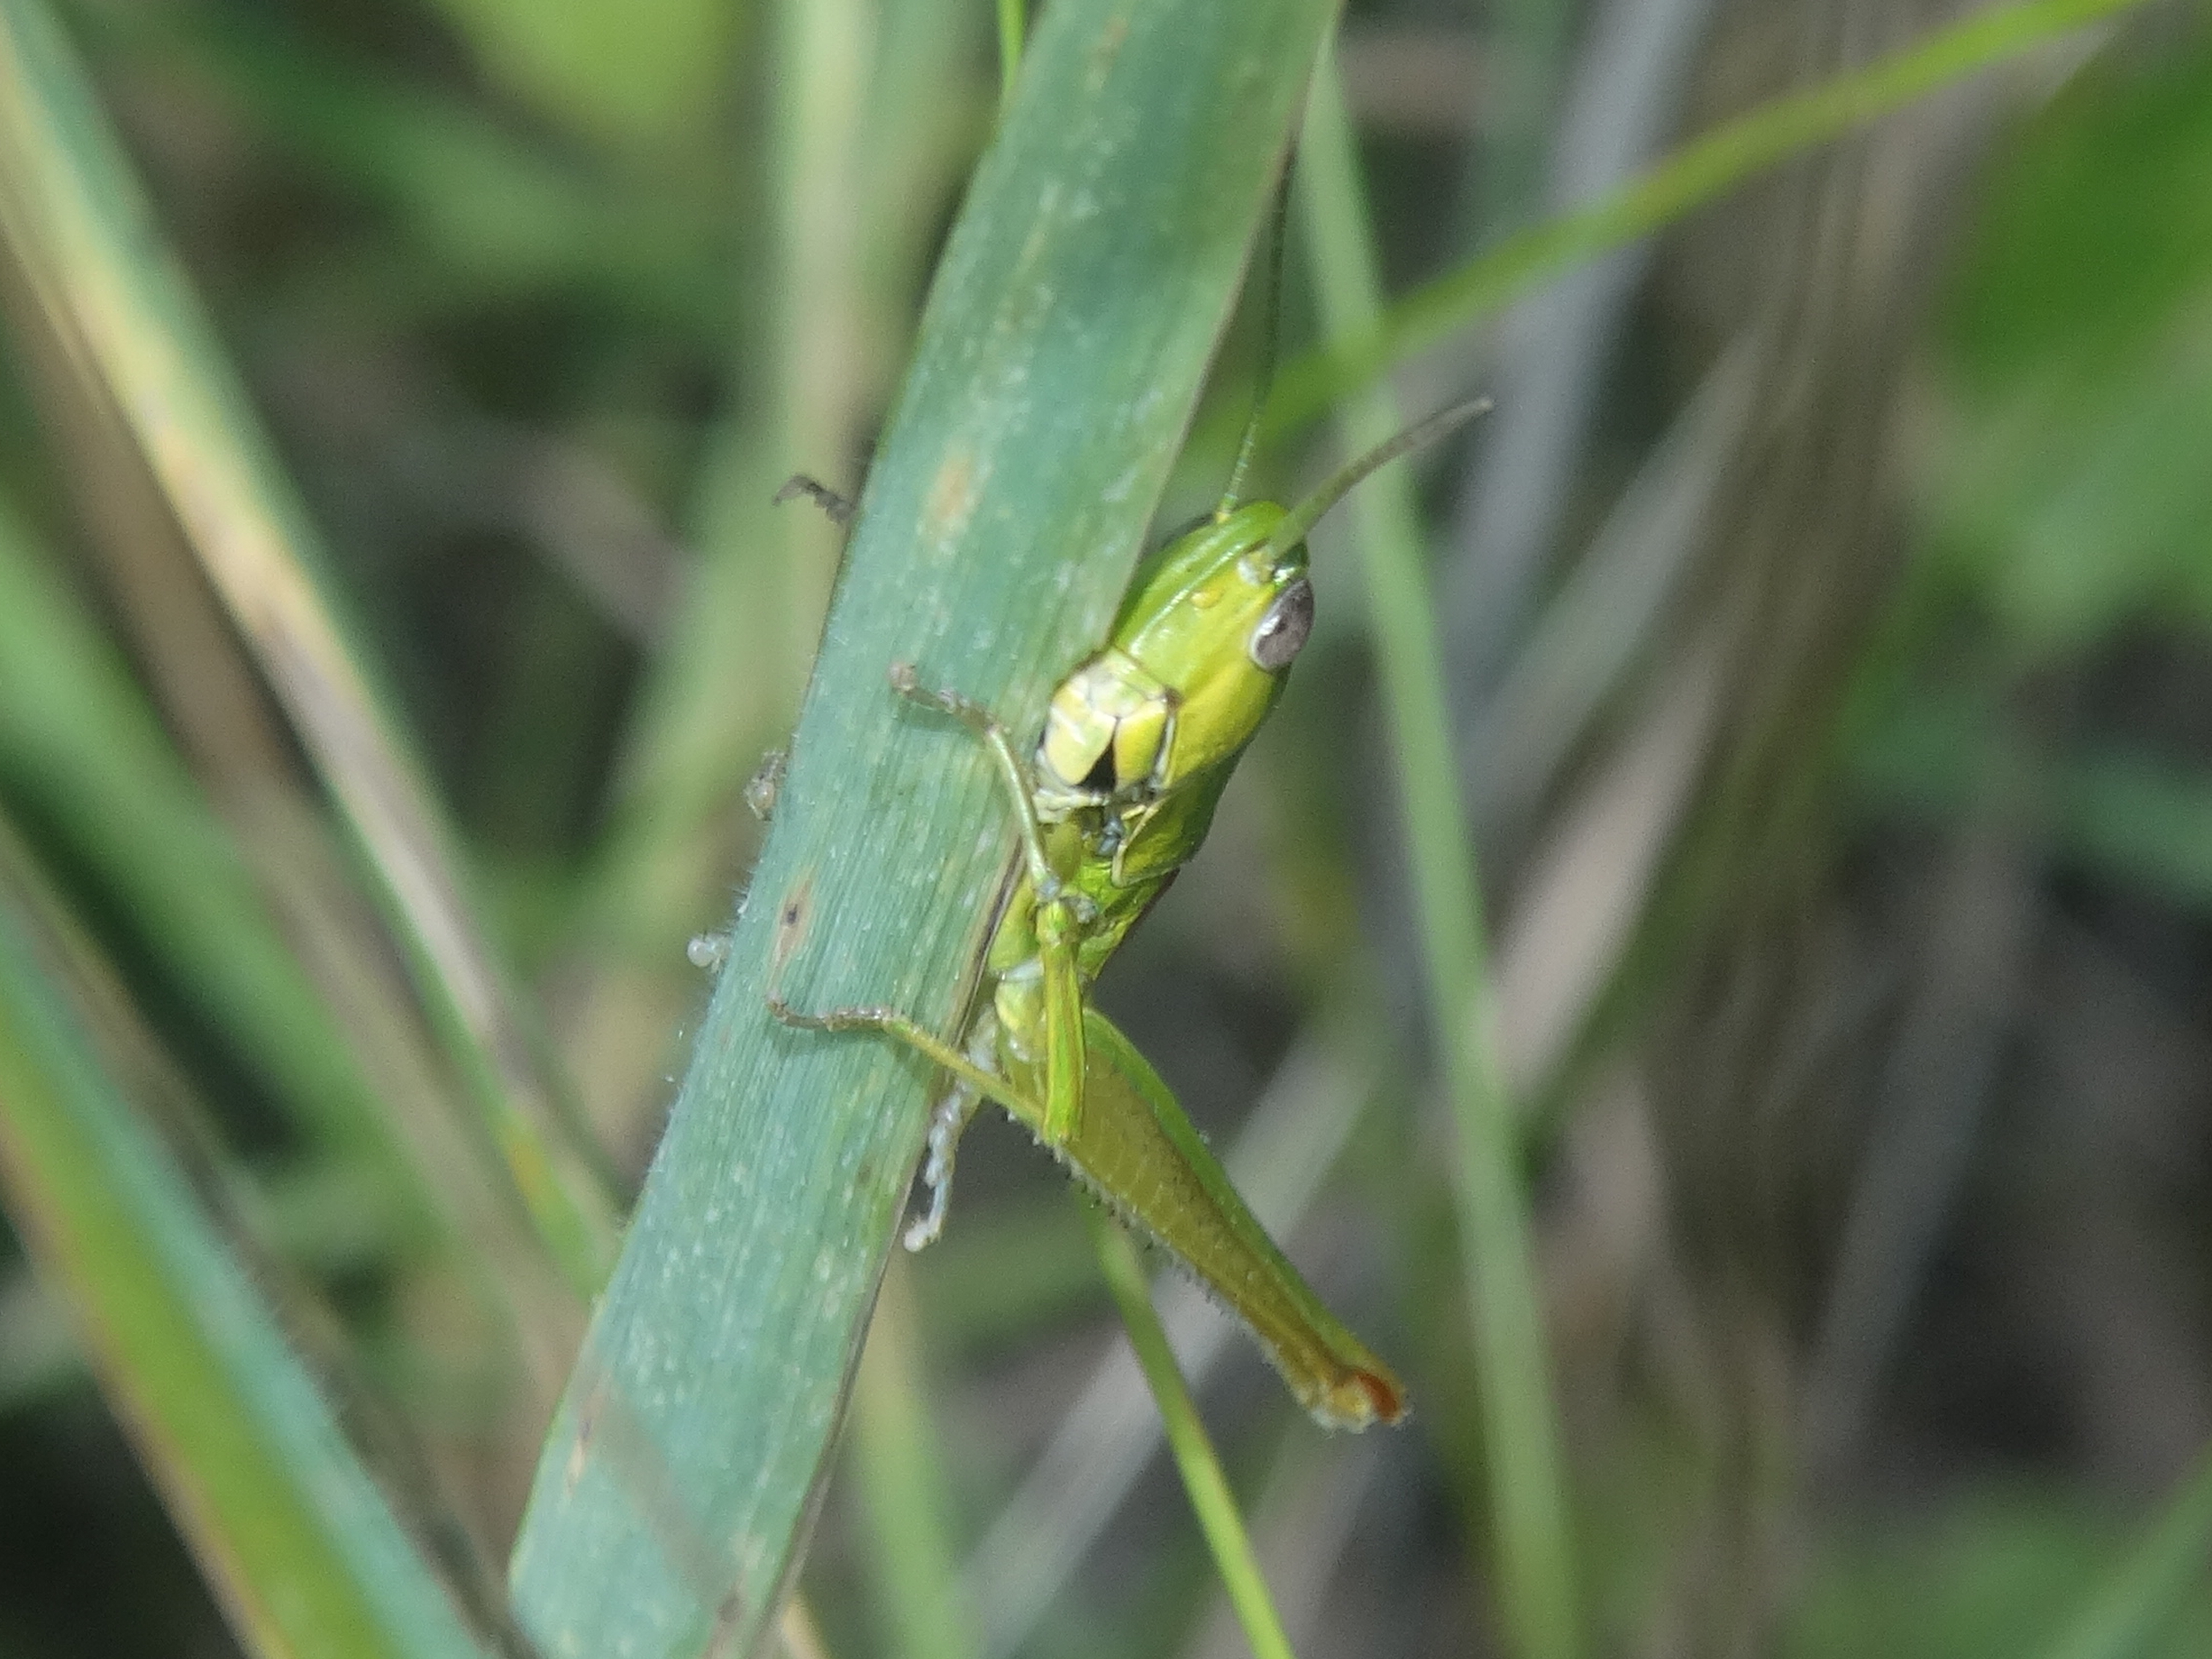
[769, 379, 1482, 1429]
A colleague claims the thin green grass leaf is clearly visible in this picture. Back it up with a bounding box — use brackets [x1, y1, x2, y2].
[850, 1260, 972, 1659]
[1086, 1205, 1294, 1659]
[508, 4, 1338, 1653]
[0, 821, 504, 1659]
[956, 993, 1388, 1659]
[856, 0, 988, 336]
[0, 492, 419, 1225]
[2040, 1446, 2212, 1659]
[0, 0, 620, 1296]
[1266, 0, 2159, 439]
[576, 0, 887, 1009]
[0, 490, 585, 1391]
[1298, 49, 1578, 1659]
[996, 0, 1022, 110]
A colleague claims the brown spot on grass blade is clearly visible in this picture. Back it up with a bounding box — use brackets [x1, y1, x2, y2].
[1087, 15, 1130, 92]
[923, 447, 980, 547]
[771, 876, 814, 974]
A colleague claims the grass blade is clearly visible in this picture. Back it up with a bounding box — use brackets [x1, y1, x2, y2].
[1298, 49, 1578, 1659]
[1269, 0, 2157, 437]
[996, 0, 1023, 109]
[0, 822, 503, 1659]
[0, 493, 418, 1223]
[0, 487, 583, 1396]
[850, 1260, 971, 1659]
[508, 3, 1339, 1652]
[2040, 1446, 2212, 1659]
[1087, 1207, 1295, 1659]
[0, 0, 619, 1295]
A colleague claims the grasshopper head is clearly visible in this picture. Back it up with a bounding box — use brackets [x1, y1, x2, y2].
[1034, 502, 1307, 816]
[1112, 498, 1313, 787]
[1102, 396, 1492, 794]
[1035, 397, 1490, 817]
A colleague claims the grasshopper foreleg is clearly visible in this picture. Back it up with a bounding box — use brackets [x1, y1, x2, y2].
[886, 664, 1063, 903]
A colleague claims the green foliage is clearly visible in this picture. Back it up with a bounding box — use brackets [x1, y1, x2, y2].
[2, 0, 2207, 1656]
[427, 0, 738, 147]
[0, 835, 501, 1659]
[1854, 30, 2212, 908]
[1786, 1488, 2212, 1659]
[1928, 44, 2212, 649]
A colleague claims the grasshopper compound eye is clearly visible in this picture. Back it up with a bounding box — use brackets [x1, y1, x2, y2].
[1247, 576, 1313, 672]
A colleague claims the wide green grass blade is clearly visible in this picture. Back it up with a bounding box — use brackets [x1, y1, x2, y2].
[508, 3, 1337, 1653]
[1267, 0, 2160, 437]
[0, 0, 619, 1296]
[1299, 49, 1577, 1659]
[0, 823, 501, 1659]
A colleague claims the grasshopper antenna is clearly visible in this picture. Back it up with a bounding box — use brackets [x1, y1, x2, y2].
[1214, 178, 1292, 521]
[1261, 394, 1493, 563]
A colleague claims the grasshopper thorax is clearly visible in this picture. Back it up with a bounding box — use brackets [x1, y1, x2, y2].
[1034, 501, 1311, 827]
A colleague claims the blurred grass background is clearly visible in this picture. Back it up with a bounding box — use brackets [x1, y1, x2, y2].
[3, 0, 2212, 1656]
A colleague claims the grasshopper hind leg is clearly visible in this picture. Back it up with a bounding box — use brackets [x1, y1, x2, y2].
[768, 995, 1047, 1185]
[768, 998, 995, 1251]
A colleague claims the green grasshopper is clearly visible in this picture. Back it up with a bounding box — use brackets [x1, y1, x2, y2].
[769, 384, 1483, 1430]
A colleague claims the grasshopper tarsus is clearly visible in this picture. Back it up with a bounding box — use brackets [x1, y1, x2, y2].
[903, 1078, 984, 1252]
[774, 473, 855, 524]
[744, 748, 787, 821]
[887, 663, 1002, 738]
[767, 994, 888, 1033]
